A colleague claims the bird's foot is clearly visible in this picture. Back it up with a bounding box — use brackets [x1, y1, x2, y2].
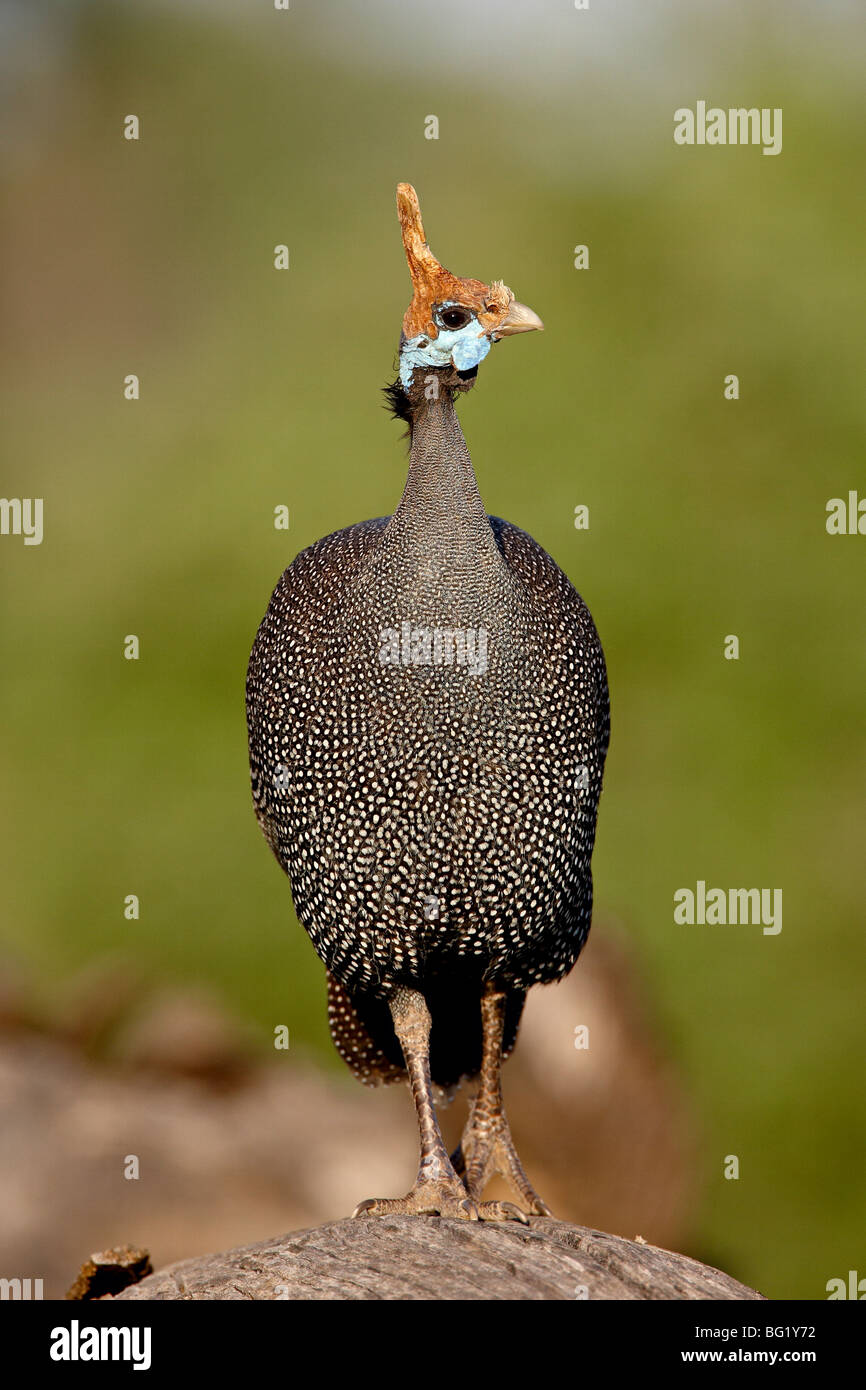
[453, 1114, 553, 1219]
[352, 1174, 479, 1221]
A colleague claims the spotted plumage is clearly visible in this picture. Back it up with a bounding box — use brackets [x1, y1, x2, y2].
[246, 184, 609, 1219]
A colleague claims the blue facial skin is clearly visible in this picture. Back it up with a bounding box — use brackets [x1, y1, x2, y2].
[399, 303, 492, 390]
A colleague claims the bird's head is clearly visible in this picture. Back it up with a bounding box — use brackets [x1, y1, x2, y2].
[391, 183, 543, 411]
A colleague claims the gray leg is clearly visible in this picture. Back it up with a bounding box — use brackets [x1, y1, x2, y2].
[452, 984, 552, 1220]
[353, 987, 478, 1219]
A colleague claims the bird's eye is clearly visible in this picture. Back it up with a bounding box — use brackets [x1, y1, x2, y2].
[438, 305, 472, 331]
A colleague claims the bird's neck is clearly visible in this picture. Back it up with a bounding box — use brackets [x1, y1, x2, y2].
[385, 389, 502, 568]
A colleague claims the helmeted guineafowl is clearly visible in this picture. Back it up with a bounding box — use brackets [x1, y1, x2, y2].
[246, 183, 609, 1220]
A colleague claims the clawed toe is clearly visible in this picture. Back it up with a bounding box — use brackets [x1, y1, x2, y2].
[352, 1182, 479, 1220]
[475, 1200, 530, 1224]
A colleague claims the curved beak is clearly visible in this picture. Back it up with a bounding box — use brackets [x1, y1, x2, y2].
[493, 300, 544, 339]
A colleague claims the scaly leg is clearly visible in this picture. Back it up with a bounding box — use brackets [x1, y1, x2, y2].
[353, 987, 478, 1219]
[452, 984, 552, 1220]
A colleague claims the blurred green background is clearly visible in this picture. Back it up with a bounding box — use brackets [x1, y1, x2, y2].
[1, 0, 864, 1298]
